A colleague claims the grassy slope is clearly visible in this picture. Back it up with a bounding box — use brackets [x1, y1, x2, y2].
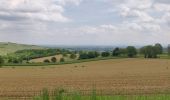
[0, 42, 45, 55]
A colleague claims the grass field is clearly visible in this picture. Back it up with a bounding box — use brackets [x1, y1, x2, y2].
[0, 58, 170, 99]
[0, 42, 45, 55]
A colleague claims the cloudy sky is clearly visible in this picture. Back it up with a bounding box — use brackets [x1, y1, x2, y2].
[0, 0, 170, 46]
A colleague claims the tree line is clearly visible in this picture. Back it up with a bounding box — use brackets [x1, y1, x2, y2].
[0, 43, 169, 66]
[79, 43, 166, 59]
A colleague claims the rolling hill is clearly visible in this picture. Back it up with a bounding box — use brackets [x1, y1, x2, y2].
[0, 42, 45, 55]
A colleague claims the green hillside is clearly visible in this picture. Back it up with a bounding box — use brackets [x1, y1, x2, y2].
[0, 42, 45, 55]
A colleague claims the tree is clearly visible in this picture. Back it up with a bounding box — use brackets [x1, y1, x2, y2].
[140, 45, 158, 58]
[0, 56, 4, 67]
[51, 57, 57, 63]
[94, 51, 100, 58]
[70, 53, 77, 59]
[79, 52, 89, 59]
[112, 48, 120, 56]
[126, 46, 137, 58]
[60, 58, 65, 62]
[101, 52, 110, 57]
[168, 44, 170, 55]
[44, 59, 50, 63]
[154, 43, 163, 54]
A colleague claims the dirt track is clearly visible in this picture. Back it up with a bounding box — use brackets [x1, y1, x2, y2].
[0, 58, 170, 96]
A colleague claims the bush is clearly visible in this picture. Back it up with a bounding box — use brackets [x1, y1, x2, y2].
[79, 52, 89, 59]
[101, 52, 110, 57]
[70, 53, 77, 59]
[126, 46, 137, 58]
[51, 57, 57, 63]
[112, 48, 120, 56]
[60, 58, 65, 62]
[43, 59, 50, 63]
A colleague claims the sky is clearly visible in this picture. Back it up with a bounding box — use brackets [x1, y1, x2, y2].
[0, 0, 170, 46]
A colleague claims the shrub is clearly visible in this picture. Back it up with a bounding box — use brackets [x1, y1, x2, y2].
[43, 59, 50, 63]
[51, 57, 57, 63]
[112, 47, 120, 56]
[70, 53, 77, 59]
[101, 52, 110, 57]
[60, 58, 65, 62]
[126, 46, 137, 58]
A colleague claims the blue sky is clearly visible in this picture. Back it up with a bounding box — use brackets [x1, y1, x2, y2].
[0, 0, 170, 46]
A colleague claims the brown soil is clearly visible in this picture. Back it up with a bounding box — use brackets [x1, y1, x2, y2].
[0, 58, 170, 97]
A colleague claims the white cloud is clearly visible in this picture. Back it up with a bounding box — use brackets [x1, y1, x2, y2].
[0, 0, 77, 22]
[154, 3, 170, 12]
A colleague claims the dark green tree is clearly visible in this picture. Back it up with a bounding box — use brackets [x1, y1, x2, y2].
[126, 46, 137, 58]
[112, 48, 120, 56]
[79, 52, 89, 59]
[154, 43, 163, 54]
[51, 57, 57, 63]
[44, 59, 50, 63]
[101, 52, 110, 57]
[70, 53, 77, 59]
[140, 45, 158, 58]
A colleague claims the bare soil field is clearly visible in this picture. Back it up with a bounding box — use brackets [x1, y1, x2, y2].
[0, 58, 170, 97]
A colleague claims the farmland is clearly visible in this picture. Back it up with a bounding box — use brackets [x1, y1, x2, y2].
[0, 58, 170, 99]
[0, 42, 45, 55]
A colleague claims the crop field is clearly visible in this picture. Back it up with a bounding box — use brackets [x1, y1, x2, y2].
[0, 58, 170, 99]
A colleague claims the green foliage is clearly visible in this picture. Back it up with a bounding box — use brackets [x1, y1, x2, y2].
[51, 57, 57, 63]
[34, 89, 170, 100]
[140, 45, 158, 58]
[8, 57, 22, 64]
[70, 53, 77, 59]
[79, 51, 100, 60]
[42, 88, 49, 100]
[91, 89, 97, 100]
[44, 59, 50, 63]
[101, 52, 110, 57]
[154, 43, 163, 54]
[0, 42, 44, 55]
[112, 47, 120, 56]
[52, 88, 65, 100]
[0, 56, 4, 67]
[126, 46, 137, 58]
[60, 58, 65, 62]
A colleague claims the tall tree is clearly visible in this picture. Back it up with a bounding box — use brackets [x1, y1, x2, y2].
[126, 46, 137, 58]
[154, 43, 163, 54]
[112, 48, 120, 56]
[140, 45, 158, 58]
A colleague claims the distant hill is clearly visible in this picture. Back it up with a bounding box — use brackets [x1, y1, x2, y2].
[0, 42, 46, 55]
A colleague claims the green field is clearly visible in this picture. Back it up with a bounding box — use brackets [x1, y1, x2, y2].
[0, 42, 45, 55]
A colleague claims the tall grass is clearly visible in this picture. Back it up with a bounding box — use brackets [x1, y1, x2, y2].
[33, 89, 170, 100]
